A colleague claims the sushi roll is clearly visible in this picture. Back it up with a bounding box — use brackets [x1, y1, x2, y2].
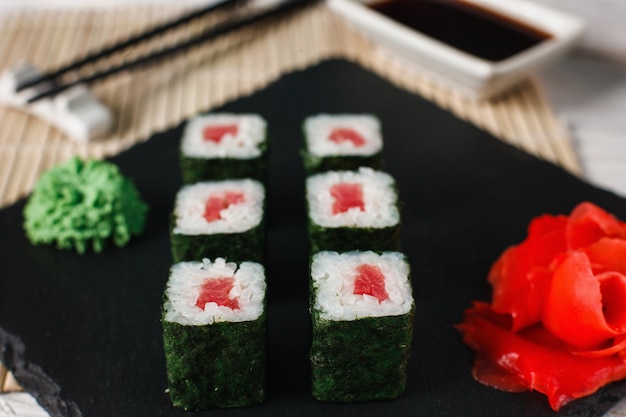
[180, 113, 268, 183]
[301, 114, 383, 174]
[309, 251, 414, 402]
[162, 258, 267, 409]
[306, 167, 400, 253]
[170, 179, 265, 263]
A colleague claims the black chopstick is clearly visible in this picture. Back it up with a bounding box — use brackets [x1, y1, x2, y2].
[16, 0, 248, 93]
[26, 0, 318, 103]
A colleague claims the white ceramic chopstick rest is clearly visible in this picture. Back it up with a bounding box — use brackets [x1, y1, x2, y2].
[0, 63, 115, 142]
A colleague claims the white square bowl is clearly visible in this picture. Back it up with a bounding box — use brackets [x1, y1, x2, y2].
[328, 0, 586, 99]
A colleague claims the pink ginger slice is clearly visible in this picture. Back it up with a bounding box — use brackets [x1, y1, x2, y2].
[203, 191, 245, 222]
[330, 182, 365, 214]
[202, 124, 238, 143]
[195, 277, 239, 310]
[353, 264, 389, 302]
[328, 127, 366, 147]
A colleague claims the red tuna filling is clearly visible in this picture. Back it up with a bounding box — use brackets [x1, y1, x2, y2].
[354, 264, 389, 302]
[328, 128, 366, 147]
[330, 182, 365, 214]
[203, 191, 245, 222]
[195, 277, 239, 310]
[202, 124, 238, 143]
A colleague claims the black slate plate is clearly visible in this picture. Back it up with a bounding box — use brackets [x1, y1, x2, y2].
[2, 59, 626, 417]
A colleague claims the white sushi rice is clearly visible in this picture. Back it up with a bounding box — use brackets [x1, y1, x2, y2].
[163, 258, 266, 325]
[311, 251, 413, 321]
[304, 114, 382, 157]
[306, 167, 399, 228]
[173, 179, 264, 235]
[181, 113, 266, 159]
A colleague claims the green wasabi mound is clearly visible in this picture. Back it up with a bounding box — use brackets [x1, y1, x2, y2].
[23, 157, 149, 253]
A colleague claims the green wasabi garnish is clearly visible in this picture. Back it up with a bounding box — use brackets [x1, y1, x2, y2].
[23, 157, 149, 253]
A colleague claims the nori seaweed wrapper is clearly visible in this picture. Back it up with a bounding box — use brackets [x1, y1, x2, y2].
[307, 218, 400, 253]
[300, 150, 382, 176]
[180, 142, 268, 184]
[169, 214, 265, 264]
[309, 305, 414, 402]
[162, 311, 267, 410]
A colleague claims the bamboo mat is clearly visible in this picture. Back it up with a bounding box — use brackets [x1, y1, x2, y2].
[0, 2, 580, 208]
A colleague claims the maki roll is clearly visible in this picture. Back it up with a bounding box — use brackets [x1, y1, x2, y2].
[170, 179, 265, 263]
[306, 167, 400, 253]
[309, 251, 414, 402]
[162, 258, 267, 409]
[180, 113, 268, 183]
[301, 114, 383, 174]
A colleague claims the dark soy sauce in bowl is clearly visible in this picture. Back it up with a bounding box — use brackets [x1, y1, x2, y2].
[368, 0, 552, 62]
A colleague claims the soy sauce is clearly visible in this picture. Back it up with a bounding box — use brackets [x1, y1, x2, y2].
[368, 0, 552, 62]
